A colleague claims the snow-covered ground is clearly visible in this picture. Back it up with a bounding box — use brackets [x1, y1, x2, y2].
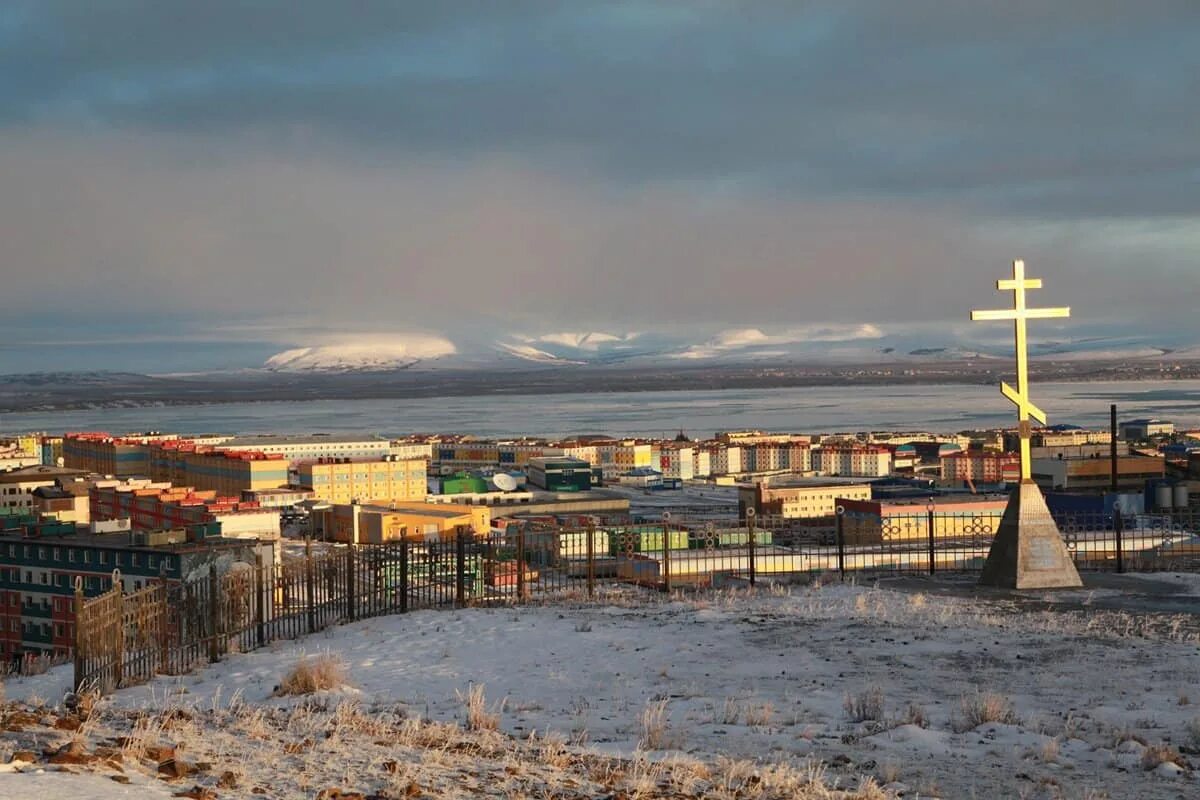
[2, 578, 1199, 798]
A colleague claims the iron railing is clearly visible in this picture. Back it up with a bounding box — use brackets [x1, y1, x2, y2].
[72, 509, 1200, 694]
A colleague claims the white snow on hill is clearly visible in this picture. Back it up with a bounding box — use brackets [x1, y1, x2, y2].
[3, 580, 1199, 798]
[264, 336, 457, 372]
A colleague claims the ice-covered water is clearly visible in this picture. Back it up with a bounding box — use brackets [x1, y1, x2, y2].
[3, 380, 1200, 439]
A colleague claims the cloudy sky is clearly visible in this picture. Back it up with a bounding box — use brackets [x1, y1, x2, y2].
[1, 2, 1198, 372]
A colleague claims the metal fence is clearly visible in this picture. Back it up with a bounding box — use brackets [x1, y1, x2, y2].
[73, 509, 1200, 694]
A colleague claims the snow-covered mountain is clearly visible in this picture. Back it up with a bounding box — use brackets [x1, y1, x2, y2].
[264, 336, 457, 372]
[261, 329, 1200, 373]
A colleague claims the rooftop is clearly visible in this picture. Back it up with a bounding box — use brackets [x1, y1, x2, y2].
[0, 529, 258, 551]
[221, 435, 389, 447]
[354, 503, 475, 519]
[0, 465, 86, 484]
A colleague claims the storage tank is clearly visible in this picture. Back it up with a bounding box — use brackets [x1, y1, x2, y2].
[1155, 483, 1174, 510]
[1173, 484, 1189, 510]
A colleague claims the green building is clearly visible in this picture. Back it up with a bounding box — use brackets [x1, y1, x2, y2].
[527, 457, 592, 493]
[436, 472, 490, 495]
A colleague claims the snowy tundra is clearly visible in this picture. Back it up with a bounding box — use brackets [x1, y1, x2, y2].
[1, 577, 1199, 799]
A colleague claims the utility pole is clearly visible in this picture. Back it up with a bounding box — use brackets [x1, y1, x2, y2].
[1110, 404, 1118, 493]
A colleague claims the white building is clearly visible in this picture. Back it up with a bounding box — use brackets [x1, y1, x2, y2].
[0, 466, 85, 514]
[692, 449, 711, 478]
[709, 446, 743, 476]
[814, 445, 892, 477]
[1120, 419, 1175, 440]
[657, 446, 695, 481]
[215, 435, 397, 468]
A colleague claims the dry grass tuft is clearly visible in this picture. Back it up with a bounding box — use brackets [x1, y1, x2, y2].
[638, 698, 670, 750]
[718, 696, 741, 725]
[843, 686, 885, 723]
[1140, 741, 1184, 771]
[1037, 736, 1060, 763]
[742, 701, 775, 729]
[275, 653, 347, 696]
[956, 690, 1017, 731]
[458, 683, 503, 732]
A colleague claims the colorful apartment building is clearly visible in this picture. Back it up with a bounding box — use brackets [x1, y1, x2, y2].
[213, 435, 408, 468]
[148, 442, 289, 494]
[298, 457, 427, 505]
[814, 445, 893, 477]
[708, 445, 743, 476]
[63, 433, 160, 475]
[431, 440, 561, 471]
[655, 446, 695, 481]
[940, 451, 1021, 483]
[590, 441, 653, 479]
[739, 480, 873, 520]
[0, 518, 269, 659]
[742, 442, 812, 473]
[90, 485, 280, 548]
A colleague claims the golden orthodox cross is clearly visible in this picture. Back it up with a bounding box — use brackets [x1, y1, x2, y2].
[971, 260, 1069, 481]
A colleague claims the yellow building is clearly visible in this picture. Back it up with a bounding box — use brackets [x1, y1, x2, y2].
[167, 448, 289, 495]
[839, 496, 1008, 544]
[739, 480, 873, 519]
[299, 458, 427, 505]
[316, 502, 490, 544]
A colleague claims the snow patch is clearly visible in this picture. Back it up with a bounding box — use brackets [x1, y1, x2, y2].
[264, 335, 457, 372]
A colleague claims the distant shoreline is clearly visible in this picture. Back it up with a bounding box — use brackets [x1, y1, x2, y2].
[2, 362, 1199, 417]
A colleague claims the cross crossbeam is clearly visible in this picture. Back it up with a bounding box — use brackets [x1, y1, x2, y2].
[971, 259, 1069, 481]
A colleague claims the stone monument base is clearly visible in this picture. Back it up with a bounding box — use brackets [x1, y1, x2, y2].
[978, 481, 1082, 590]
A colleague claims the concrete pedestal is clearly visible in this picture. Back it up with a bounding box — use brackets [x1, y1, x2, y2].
[978, 481, 1082, 589]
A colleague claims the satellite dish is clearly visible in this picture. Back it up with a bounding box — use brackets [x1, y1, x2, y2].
[493, 473, 518, 492]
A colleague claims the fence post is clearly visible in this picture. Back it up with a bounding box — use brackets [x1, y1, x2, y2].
[516, 528, 527, 602]
[747, 508, 757, 587]
[1114, 509, 1125, 574]
[207, 563, 220, 664]
[72, 577, 84, 693]
[586, 524, 596, 599]
[112, 570, 124, 688]
[254, 553, 266, 647]
[305, 538, 316, 634]
[662, 513, 672, 594]
[455, 527, 467, 608]
[158, 564, 170, 674]
[346, 546, 356, 622]
[399, 537, 409, 613]
[927, 505, 936, 576]
[836, 506, 846, 580]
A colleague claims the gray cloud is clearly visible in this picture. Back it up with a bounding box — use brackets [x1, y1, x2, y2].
[0, 2, 1197, 369]
[5, 2, 1198, 216]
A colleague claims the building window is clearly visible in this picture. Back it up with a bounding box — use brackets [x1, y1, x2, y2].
[99, 551, 108, 565]
[131, 554, 140, 567]
[83, 551, 91, 564]
[115, 552, 124, 566]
